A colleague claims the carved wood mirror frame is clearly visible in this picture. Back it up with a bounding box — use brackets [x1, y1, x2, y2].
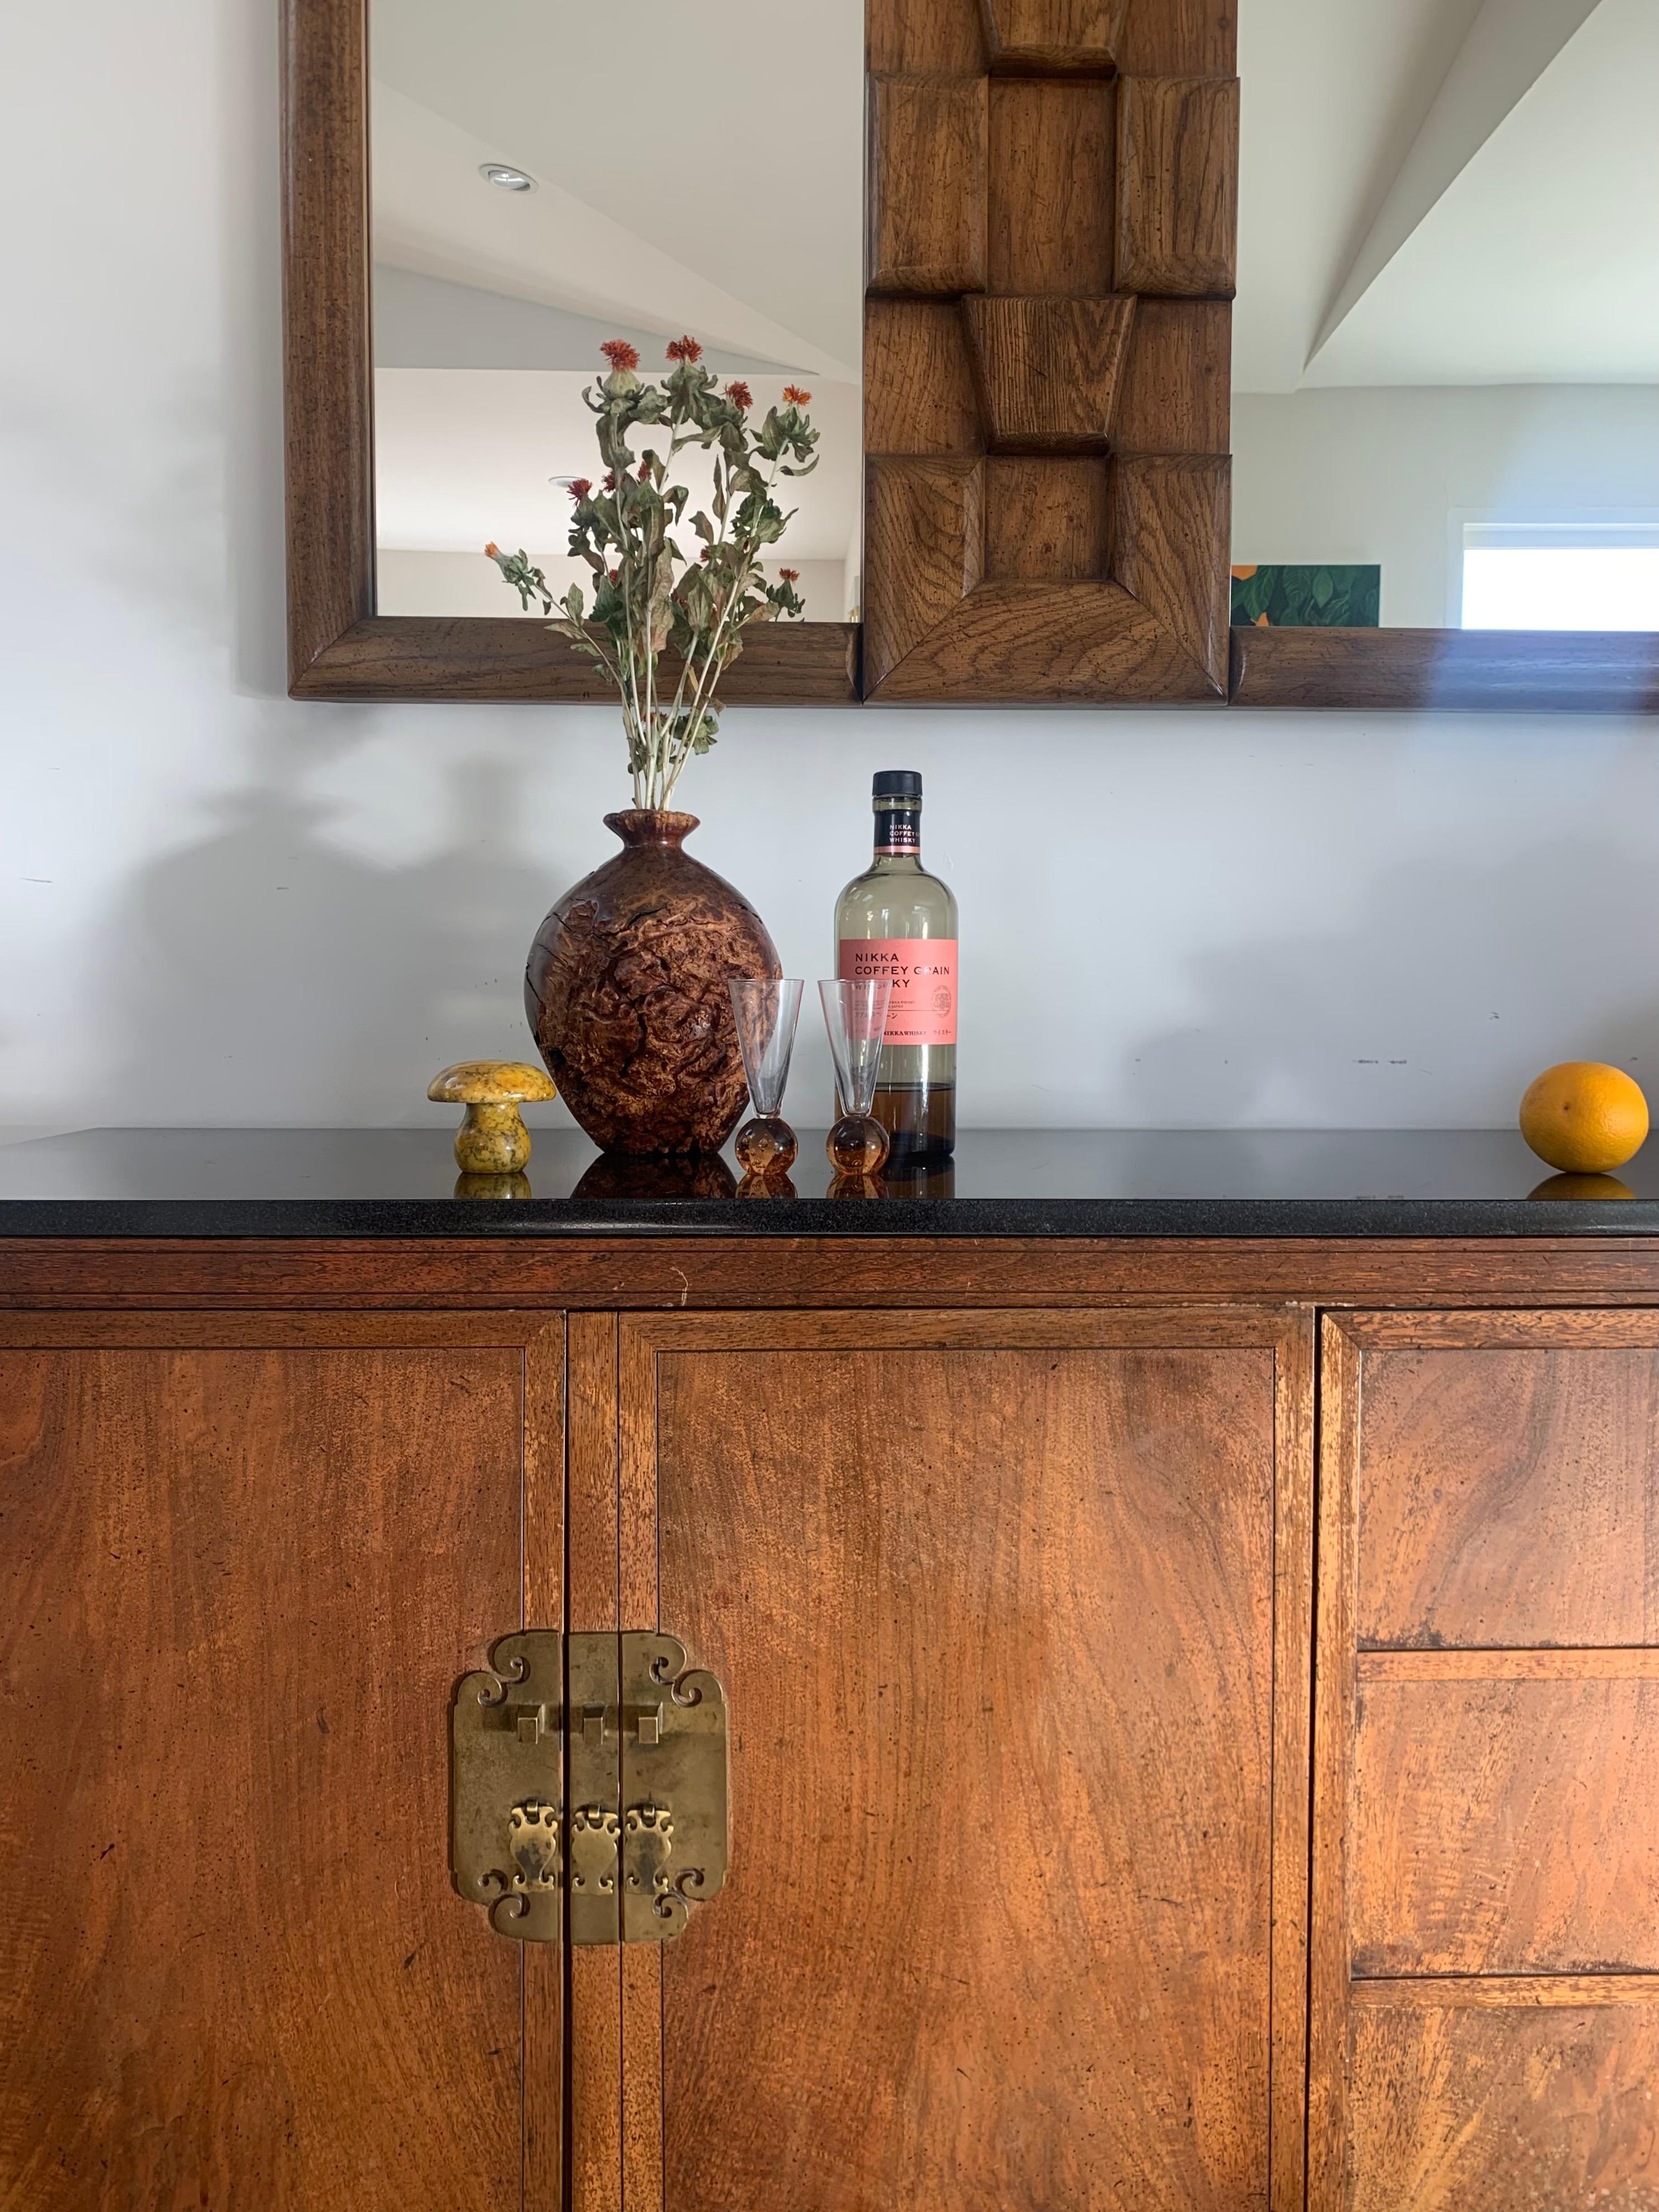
[282, 0, 1659, 714]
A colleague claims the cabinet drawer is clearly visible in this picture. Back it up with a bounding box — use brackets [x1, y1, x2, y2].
[1352, 1664, 1659, 1975]
[1356, 1344, 1659, 1648]
[1349, 1985, 1659, 2212]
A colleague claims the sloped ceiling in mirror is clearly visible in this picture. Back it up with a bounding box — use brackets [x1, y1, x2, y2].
[368, 0, 862, 382]
[1235, 0, 1659, 391]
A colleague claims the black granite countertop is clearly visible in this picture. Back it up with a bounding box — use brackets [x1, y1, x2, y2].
[0, 1126, 1656, 1238]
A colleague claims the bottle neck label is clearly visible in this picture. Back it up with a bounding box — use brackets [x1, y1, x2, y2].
[873, 804, 921, 856]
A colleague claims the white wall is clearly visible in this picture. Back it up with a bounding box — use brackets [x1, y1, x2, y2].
[1233, 385, 1659, 626]
[5, 0, 1659, 1139]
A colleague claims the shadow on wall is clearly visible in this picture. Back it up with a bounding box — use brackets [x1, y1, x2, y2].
[101, 738, 559, 1124]
[1118, 836, 1659, 1126]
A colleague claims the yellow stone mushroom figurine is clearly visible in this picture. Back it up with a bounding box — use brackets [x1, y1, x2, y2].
[428, 1061, 556, 1174]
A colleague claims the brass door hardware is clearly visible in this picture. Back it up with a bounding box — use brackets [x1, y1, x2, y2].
[451, 1630, 728, 1946]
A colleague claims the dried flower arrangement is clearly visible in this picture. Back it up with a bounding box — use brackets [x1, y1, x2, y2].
[487, 337, 819, 810]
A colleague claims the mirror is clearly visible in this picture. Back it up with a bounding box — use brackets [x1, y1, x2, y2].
[367, 2, 864, 626]
[1231, 0, 1659, 636]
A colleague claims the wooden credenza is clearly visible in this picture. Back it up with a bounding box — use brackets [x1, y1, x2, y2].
[3, 1231, 1658, 2209]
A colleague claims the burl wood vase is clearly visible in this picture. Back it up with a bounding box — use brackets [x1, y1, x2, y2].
[525, 811, 780, 1156]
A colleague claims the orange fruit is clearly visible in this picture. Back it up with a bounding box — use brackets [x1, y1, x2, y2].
[1519, 1062, 1649, 1173]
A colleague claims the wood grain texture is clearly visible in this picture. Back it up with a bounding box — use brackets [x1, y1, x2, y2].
[290, 615, 860, 706]
[1352, 1974, 1659, 2009]
[626, 1309, 1300, 2211]
[985, 457, 1110, 579]
[869, 0, 987, 72]
[1355, 1343, 1659, 1649]
[987, 79, 1116, 292]
[0, 1320, 541, 2209]
[978, 0, 1128, 70]
[1228, 625, 1659, 714]
[964, 295, 1136, 450]
[863, 0, 1237, 702]
[1348, 1999, 1659, 2212]
[868, 74, 989, 296]
[865, 300, 982, 455]
[1352, 1678, 1659, 1977]
[616, 1318, 663, 2209]
[1112, 297, 1232, 453]
[567, 1314, 621, 2212]
[15, 1238, 1659, 1312]
[868, 578, 1222, 700]
[1313, 1309, 1659, 2210]
[280, 4, 843, 710]
[1270, 1313, 1317, 2212]
[1113, 452, 1231, 687]
[1343, 1307, 1659, 1351]
[1309, 1316, 1362, 2208]
[620, 1947, 660, 2212]
[1112, 0, 1236, 76]
[1360, 1648, 1659, 1681]
[1116, 76, 1240, 296]
[862, 456, 984, 689]
[282, 0, 372, 688]
[525, 1324, 568, 2212]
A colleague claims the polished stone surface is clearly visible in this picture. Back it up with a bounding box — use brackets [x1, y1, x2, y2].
[1, 1125, 1657, 1236]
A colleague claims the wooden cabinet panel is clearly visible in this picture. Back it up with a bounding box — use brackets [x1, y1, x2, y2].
[1356, 1344, 1659, 1648]
[0, 1315, 561, 2211]
[1315, 1312, 1659, 2211]
[603, 1309, 1311, 2212]
[1353, 1669, 1659, 1975]
[1349, 1985, 1659, 2212]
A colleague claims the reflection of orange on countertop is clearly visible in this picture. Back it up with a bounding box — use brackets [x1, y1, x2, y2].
[1231, 564, 1257, 579]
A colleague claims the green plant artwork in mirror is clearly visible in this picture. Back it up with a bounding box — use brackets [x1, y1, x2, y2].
[1231, 564, 1381, 628]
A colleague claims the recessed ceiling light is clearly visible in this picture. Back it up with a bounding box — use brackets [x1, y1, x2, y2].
[480, 162, 536, 193]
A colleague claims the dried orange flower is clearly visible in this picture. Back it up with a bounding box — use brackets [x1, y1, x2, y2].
[600, 340, 640, 371]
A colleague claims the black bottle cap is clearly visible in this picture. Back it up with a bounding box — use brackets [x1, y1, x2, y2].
[873, 769, 922, 798]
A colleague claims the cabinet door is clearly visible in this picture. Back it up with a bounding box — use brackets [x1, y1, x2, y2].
[0, 1312, 564, 2211]
[1314, 1313, 1659, 2212]
[568, 1308, 1312, 2212]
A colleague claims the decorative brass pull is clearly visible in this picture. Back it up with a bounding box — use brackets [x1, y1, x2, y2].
[507, 1799, 560, 1891]
[450, 1630, 728, 1947]
[569, 1805, 620, 1900]
[625, 1803, 674, 1899]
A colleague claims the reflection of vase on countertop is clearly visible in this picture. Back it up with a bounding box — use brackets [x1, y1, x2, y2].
[526, 812, 779, 1157]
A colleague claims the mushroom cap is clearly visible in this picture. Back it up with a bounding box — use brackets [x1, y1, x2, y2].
[427, 1058, 557, 1105]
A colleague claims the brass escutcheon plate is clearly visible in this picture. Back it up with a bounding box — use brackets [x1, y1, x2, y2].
[450, 1629, 728, 1946]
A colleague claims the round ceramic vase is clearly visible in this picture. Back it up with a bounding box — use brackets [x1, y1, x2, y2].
[525, 810, 780, 1156]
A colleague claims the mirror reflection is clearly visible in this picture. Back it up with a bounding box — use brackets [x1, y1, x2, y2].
[368, 2, 864, 624]
[1231, 0, 1659, 632]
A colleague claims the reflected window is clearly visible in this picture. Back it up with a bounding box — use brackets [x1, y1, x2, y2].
[1461, 524, 1659, 631]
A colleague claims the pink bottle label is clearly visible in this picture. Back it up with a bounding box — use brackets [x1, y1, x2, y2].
[838, 939, 958, 1047]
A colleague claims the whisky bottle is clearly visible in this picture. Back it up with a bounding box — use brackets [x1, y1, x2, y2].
[834, 770, 957, 1164]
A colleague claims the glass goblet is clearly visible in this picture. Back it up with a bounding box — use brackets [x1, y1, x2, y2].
[728, 978, 804, 1178]
[818, 978, 893, 1178]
